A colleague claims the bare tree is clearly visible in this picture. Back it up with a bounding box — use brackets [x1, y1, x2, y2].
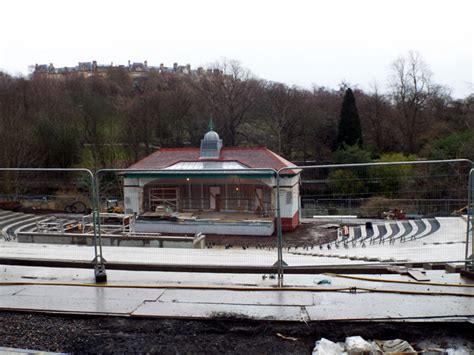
[0, 76, 44, 195]
[0, 76, 44, 168]
[191, 59, 259, 146]
[365, 82, 384, 151]
[307, 86, 341, 159]
[357, 81, 399, 153]
[66, 76, 121, 168]
[389, 51, 434, 153]
[124, 91, 161, 161]
[158, 75, 194, 147]
[465, 94, 474, 130]
[255, 82, 303, 155]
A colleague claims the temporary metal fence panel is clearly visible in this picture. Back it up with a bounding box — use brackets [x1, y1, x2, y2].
[95, 168, 283, 277]
[2, 159, 471, 285]
[278, 159, 473, 270]
[0, 168, 105, 281]
[466, 168, 474, 270]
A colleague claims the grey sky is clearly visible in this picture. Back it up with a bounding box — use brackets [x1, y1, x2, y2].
[1, 0, 472, 98]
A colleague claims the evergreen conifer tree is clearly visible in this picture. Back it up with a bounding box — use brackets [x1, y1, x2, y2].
[336, 88, 363, 149]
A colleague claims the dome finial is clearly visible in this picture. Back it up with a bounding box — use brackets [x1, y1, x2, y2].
[208, 115, 214, 131]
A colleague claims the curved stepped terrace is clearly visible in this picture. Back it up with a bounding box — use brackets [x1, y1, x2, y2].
[14, 217, 57, 236]
[349, 218, 441, 245]
[397, 221, 413, 241]
[0, 214, 35, 233]
[15, 217, 79, 236]
[0, 211, 16, 218]
[0, 210, 55, 241]
[2, 216, 46, 240]
[1, 209, 467, 266]
[0, 210, 84, 237]
[320, 218, 440, 249]
[293, 217, 465, 264]
[0, 212, 23, 223]
[414, 218, 441, 240]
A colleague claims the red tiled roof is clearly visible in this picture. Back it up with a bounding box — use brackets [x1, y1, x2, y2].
[128, 147, 297, 172]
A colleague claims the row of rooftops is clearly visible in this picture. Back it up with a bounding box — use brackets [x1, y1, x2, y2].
[33, 61, 223, 76]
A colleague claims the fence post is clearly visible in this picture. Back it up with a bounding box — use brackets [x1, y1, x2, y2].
[275, 169, 284, 286]
[466, 168, 473, 271]
[93, 172, 107, 282]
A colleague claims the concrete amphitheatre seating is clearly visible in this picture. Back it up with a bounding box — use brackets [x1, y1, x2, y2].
[0, 210, 48, 241]
[294, 217, 466, 263]
[1, 210, 207, 249]
[332, 218, 441, 248]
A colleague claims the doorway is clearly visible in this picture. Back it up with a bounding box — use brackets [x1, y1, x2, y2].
[209, 186, 221, 211]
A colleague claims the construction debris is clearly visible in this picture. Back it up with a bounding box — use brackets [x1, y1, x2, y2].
[275, 332, 299, 341]
[376, 339, 415, 353]
[345, 336, 373, 353]
[316, 279, 332, 285]
[312, 336, 447, 354]
[312, 338, 345, 355]
[381, 208, 406, 220]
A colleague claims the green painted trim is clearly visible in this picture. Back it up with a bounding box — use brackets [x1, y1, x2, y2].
[123, 173, 276, 179]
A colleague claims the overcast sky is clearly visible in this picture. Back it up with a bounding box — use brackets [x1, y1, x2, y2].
[1, 0, 472, 98]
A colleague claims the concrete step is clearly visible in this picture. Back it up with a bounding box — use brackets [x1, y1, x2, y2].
[2, 216, 46, 240]
[0, 214, 33, 230]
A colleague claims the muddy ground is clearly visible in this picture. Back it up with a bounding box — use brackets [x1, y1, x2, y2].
[0, 312, 473, 354]
[206, 222, 337, 249]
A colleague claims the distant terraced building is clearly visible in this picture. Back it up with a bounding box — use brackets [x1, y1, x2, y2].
[31, 60, 220, 79]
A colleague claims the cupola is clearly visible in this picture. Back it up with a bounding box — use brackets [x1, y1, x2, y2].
[200, 117, 223, 159]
